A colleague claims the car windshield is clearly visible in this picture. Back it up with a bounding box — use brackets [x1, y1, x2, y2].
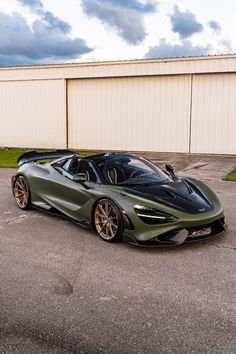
[93, 155, 171, 185]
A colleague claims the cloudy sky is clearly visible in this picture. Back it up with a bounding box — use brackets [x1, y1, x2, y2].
[0, 0, 235, 66]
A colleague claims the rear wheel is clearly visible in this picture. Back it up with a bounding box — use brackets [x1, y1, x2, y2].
[13, 175, 31, 210]
[94, 199, 123, 242]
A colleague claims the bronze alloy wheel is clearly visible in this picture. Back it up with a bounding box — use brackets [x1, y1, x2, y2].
[14, 176, 30, 209]
[94, 199, 123, 242]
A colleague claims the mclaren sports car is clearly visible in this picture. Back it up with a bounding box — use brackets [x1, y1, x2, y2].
[11, 150, 227, 246]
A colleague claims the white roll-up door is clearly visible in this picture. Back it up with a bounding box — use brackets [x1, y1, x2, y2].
[68, 75, 191, 152]
[0, 79, 66, 149]
[190, 73, 236, 154]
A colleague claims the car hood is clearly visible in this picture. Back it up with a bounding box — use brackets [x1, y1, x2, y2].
[124, 178, 213, 214]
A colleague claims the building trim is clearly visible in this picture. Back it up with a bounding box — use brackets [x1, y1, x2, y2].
[0, 54, 236, 82]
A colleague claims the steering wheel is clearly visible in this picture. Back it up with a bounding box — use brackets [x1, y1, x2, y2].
[129, 170, 154, 180]
[129, 170, 143, 180]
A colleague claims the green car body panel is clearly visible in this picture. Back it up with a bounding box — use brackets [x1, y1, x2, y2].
[12, 151, 227, 246]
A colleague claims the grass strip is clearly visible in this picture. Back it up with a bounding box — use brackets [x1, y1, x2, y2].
[223, 169, 236, 182]
[0, 149, 96, 168]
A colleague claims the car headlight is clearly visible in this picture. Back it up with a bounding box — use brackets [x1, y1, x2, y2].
[134, 205, 178, 225]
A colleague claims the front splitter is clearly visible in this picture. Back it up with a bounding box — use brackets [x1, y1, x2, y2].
[122, 220, 227, 247]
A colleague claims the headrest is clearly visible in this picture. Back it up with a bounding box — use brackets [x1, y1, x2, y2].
[77, 159, 89, 170]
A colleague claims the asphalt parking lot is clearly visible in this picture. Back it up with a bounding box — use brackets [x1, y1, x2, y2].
[0, 154, 236, 354]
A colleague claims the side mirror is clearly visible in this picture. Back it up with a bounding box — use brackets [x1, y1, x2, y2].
[72, 172, 87, 183]
[165, 164, 177, 181]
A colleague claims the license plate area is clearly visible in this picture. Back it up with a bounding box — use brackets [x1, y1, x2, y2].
[188, 226, 211, 238]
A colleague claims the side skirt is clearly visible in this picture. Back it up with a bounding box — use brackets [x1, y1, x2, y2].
[31, 203, 93, 230]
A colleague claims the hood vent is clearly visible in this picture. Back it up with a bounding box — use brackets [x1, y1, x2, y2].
[124, 178, 213, 214]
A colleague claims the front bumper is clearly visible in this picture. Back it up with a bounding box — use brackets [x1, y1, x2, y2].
[122, 217, 227, 247]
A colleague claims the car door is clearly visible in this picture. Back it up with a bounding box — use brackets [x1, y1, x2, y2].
[41, 159, 96, 220]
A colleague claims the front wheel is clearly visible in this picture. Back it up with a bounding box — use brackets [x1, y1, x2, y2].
[13, 175, 31, 210]
[94, 199, 123, 242]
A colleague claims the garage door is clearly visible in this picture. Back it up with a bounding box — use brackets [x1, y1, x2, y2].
[0, 79, 66, 149]
[68, 76, 191, 152]
[190, 73, 236, 154]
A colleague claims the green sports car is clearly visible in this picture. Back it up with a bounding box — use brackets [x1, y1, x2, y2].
[11, 150, 227, 246]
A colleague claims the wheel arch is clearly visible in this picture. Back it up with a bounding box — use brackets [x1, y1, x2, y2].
[91, 197, 133, 234]
[13, 173, 32, 210]
[12, 172, 28, 192]
[91, 197, 117, 230]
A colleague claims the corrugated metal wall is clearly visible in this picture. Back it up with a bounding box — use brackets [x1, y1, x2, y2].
[0, 79, 66, 149]
[68, 76, 191, 152]
[191, 73, 236, 154]
[0, 59, 236, 154]
[68, 73, 236, 154]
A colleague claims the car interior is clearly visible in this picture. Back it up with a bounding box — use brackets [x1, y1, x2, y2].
[54, 155, 162, 185]
[96, 157, 150, 184]
[54, 157, 97, 182]
[68, 159, 97, 182]
[102, 161, 127, 184]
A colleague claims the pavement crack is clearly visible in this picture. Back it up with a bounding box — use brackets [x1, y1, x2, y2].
[181, 162, 209, 172]
[44, 268, 74, 295]
[200, 242, 236, 251]
[0, 213, 39, 227]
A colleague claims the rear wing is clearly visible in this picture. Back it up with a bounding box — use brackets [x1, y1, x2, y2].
[17, 150, 75, 166]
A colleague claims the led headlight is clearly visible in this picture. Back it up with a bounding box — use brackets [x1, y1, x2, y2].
[134, 205, 178, 225]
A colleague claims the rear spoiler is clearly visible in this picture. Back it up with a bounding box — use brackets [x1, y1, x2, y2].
[17, 149, 75, 166]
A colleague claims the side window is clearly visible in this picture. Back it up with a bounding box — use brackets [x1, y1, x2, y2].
[62, 159, 72, 172]
[52, 158, 68, 169]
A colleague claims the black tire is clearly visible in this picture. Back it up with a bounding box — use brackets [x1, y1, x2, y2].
[94, 199, 123, 242]
[13, 175, 31, 210]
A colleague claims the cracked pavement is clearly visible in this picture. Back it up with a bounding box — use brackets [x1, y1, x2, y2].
[0, 153, 235, 354]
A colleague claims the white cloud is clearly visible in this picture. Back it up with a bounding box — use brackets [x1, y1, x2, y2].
[0, 10, 92, 66]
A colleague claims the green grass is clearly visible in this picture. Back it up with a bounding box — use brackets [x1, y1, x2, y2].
[0, 149, 96, 168]
[223, 169, 236, 182]
[0, 149, 30, 168]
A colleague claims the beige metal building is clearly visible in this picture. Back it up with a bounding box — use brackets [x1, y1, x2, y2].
[1, 54, 236, 154]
